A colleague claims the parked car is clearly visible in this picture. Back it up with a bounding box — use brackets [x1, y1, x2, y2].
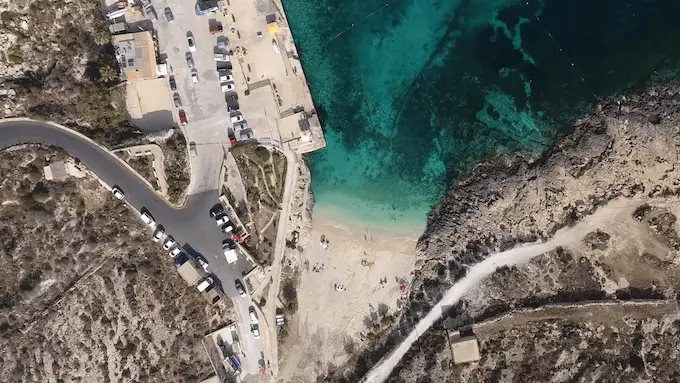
[217, 339, 229, 357]
[197, 256, 210, 272]
[230, 114, 244, 123]
[222, 224, 234, 233]
[235, 279, 246, 297]
[213, 53, 230, 62]
[179, 110, 188, 125]
[251, 323, 260, 339]
[186, 53, 194, 68]
[164, 7, 174, 22]
[249, 307, 258, 324]
[220, 83, 236, 92]
[215, 214, 230, 226]
[217, 40, 229, 51]
[146, 5, 158, 22]
[173, 93, 181, 108]
[140, 211, 156, 228]
[191, 71, 199, 84]
[219, 72, 234, 83]
[197, 276, 214, 293]
[111, 186, 124, 200]
[168, 76, 177, 91]
[234, 122, 249, 131]
[169, 247, 182, 258]
[210, 206, 224, 218]
[163, 236, 176, 250]
[152, 227, 165, 242]
[187, 35, 196, 52]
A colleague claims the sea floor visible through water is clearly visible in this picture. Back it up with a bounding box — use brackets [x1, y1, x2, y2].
[282, 0, 680, 233]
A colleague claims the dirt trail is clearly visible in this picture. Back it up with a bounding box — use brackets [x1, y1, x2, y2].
[360, 197, 642, 383]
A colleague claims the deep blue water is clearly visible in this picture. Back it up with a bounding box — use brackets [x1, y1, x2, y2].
[281, 0, 680, 233]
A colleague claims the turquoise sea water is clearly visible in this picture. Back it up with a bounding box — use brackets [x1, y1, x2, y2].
[281, 0, 680, 233]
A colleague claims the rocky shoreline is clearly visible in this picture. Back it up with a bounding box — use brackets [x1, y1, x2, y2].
[379, 83, 680, 381]
[319, 83, 680, 382]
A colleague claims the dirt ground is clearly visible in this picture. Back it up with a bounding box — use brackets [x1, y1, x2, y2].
[228, 144, 287, 265]
[0, 147, 228, 382]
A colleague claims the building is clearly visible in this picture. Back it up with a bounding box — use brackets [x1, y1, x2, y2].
[112, 31, 157, 81]
[176, 259, 204, 286]
[43, 161, 68, 181]
[448, 332, 481, 365]
[43, 161, 86, 181]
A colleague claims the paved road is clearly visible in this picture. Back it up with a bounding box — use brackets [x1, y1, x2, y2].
[0, 119, 263, 376]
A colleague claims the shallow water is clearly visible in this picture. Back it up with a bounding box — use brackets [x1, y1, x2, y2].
[281, 0, 680, 231]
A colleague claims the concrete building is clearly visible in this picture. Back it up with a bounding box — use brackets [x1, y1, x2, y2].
[112, 31, 157, 81]
[448, 332, 481, 365]
[43, 161, 68, 181]
[176, 259, 204, 286]
[43, 161, 86, 181]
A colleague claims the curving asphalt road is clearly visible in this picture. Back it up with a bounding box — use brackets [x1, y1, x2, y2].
[0, 119, 263, 375]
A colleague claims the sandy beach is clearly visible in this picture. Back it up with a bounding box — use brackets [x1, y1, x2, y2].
[277, 208, 419, 381]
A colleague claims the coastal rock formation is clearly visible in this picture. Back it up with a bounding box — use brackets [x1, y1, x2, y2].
[384, 85, 680, 381]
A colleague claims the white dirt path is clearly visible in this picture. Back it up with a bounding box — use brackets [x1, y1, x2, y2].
[361, 197, 642, 383]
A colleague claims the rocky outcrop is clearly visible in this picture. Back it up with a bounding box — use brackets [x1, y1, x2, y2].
[410, 85, 680, 312]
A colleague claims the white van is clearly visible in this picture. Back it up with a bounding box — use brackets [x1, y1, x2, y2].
[223, 248, 238, 264]
[197, 276, 214, 292]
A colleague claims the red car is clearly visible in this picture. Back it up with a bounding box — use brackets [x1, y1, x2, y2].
[179, 110, 188, 126]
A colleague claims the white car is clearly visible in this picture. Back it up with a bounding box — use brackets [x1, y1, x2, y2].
[111, 186, 124, 200]
[220, 83, 236, 92]
[249, 307, 258, 324]
[169, 247, 182, 258]
[230, 114, 244, 123]
[197, 257, 209, 272]
[215, 214, 230, 226]
[251, 324, 260, 339]
[213, 53, 229, 62]
[187, 36, 196, 52]
[219, 73, 234, 83]
[234, 122, 249, 131]
[235, 280, 246, 297]
[140, 212, 156, 228]
[152, 228, 165, 242]
[222, 224, 234, 233]
[163, 236, 176, 250]
[191, 72, 199, 84]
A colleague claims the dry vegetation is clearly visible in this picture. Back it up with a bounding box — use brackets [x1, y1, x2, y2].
[161, 130, 190, 204]
[228, 144, 287, 265]
[118, 152, 160, 191]
[0, 0, 133, 146]
[0, 147, 222, 382]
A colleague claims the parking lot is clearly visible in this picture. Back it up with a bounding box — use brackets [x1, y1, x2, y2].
[135, 1, 265, 377]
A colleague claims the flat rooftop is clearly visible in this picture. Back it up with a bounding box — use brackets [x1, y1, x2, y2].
[112, 31, 157, 81]
[449, 334, 481, 364]
[125, 77, 174, 132]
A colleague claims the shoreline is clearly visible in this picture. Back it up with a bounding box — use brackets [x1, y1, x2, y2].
[311, 200, 424, 245]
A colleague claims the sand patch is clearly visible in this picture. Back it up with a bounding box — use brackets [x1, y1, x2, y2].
[277, 211, 417, 381]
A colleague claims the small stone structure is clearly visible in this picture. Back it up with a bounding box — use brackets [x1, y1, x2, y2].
[448, 331, 481, 365]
